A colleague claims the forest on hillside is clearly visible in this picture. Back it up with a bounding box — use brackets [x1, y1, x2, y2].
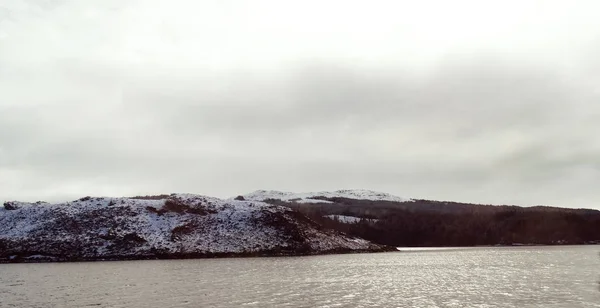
[262, 198, 600, 247]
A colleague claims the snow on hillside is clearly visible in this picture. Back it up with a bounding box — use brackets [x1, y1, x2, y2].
[240, 189, 412, 203]
[323, 215, 379, 224]
[0, 194, 388, 262]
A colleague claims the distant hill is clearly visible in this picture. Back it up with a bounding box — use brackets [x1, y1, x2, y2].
[239, 190, 600, 247]
[0, 194, 390, 263]
[3, 189, 598, 263]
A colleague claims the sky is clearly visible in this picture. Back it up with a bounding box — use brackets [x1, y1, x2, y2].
[1, 0, 600, 208]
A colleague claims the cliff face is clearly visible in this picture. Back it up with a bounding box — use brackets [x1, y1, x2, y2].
[0, 194, 389, 263]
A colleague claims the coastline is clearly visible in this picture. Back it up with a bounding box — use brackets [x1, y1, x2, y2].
[0, 246, 397, 264]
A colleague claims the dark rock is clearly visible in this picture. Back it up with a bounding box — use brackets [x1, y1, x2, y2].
[3, 202, 18, 210]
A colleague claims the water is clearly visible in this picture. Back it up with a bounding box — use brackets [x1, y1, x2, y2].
[1, 246, 598, 308]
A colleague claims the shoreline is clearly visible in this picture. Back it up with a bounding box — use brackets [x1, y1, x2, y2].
[0, 246, 397, 264]
[2, 243, 597, 264]
[395, 243, 599, 252]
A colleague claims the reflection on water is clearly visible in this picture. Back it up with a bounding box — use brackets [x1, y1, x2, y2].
[0, 246, 599, 308]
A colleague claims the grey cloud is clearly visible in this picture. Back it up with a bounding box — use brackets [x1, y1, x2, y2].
[3, 1, 600, 208]
[122, 59, 594, 157]
[3, 58, 600, 208]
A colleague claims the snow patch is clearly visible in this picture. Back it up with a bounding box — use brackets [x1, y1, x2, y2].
[324, 215, 379, 224]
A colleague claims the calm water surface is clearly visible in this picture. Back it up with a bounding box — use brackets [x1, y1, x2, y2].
[1, 246, 599, 308]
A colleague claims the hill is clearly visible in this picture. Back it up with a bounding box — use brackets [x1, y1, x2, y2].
[0, 193, 390, 263]
[239, 190, 600, 247]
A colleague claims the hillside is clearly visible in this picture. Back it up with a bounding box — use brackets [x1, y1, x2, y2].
[3, 189, 598, 263]
[0, 194, 391, 263]
[241, 190, 600, 247]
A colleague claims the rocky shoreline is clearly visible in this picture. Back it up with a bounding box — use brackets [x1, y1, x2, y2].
[0, 247, 397, 264]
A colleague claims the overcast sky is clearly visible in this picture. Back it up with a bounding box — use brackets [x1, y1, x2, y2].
[1, 1, 600, 208]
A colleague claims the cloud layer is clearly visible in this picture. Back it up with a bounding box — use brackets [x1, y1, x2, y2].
[1, 0, 600, 208]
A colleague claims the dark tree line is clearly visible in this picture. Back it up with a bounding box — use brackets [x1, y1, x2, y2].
[265, 198, 600, 247]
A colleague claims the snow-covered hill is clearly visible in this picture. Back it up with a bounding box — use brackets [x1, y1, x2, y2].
[0, 194, 390, 263]
[238, 189, 412, 203]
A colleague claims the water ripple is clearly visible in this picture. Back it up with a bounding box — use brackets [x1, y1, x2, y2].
[0, 246, 599, 308]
